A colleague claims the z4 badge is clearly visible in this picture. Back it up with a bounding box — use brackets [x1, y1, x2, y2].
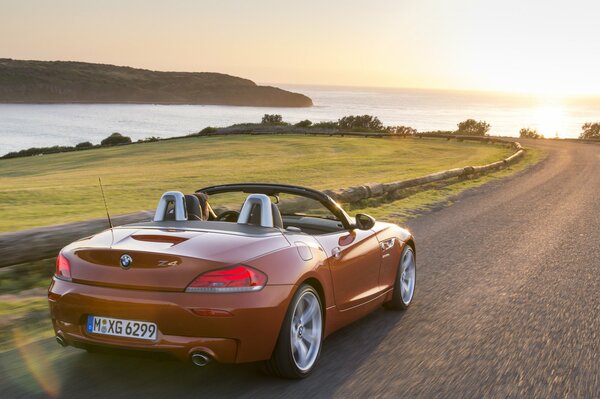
[157, 260, 180, 267]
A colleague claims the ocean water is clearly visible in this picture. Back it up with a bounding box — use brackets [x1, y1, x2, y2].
[1, 85, 599, 155]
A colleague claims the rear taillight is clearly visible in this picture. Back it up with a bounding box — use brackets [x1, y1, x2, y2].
[186, 265, 267, 293]
[55, 253, 72, 281]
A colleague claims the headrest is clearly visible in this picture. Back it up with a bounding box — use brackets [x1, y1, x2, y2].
[237, 194, 275, 227]
[184, 194, 203, 220]
[154, 191, 187, 222]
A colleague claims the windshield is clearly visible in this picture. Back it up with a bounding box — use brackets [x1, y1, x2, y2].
[201, 191, 341, 221]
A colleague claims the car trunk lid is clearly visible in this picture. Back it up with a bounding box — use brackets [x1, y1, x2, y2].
[67, 227, 289, 291]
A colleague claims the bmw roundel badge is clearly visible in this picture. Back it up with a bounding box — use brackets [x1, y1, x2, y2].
[120, 254, 133, 269]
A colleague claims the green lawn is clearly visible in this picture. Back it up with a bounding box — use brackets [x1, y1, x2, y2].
[0, 136, 544, 352]
[0, 135, 514, 232]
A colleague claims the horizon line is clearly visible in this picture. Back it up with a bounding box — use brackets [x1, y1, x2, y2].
[3, 56, 600, 99]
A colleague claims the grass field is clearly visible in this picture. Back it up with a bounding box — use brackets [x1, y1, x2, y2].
[0, 134, 544, 351]
[0, 135, 515, 232]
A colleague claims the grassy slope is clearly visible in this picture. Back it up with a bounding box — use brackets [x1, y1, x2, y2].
[0, 135, 544, 352]
[0, 150, 545, 353]
[0, 135, 513, 232]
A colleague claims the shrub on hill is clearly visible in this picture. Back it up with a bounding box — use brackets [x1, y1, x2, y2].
[579, 122, 600, 139]
[261, 114, 288, 125]
[456, 119, 490, 136]
[199, 127, 218, 135]
[1, 145, 76, 159]
[137, 136, 160, 143]
[338, 115, 384, 131]
[294, 119, 313, 128]
[388, 126, 417, 136]
[100, 132, 132, 146]
[519, 128, 544, 139]
[312, 121, 339, 129]
[75, 141, 94, 148]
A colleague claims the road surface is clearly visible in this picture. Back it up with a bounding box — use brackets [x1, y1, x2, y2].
[2, 139, 599, 398]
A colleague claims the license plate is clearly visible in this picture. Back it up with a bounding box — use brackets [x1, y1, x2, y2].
[86, 315, 157, 341]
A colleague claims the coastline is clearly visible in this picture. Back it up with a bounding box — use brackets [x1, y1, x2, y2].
[0, 100, 313, 107]
[1, 85, 598, 155]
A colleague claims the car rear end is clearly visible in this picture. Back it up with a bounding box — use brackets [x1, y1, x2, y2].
[48, 226, 295, 364]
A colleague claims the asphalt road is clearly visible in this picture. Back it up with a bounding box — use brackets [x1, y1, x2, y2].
[2, 139, 599, 398]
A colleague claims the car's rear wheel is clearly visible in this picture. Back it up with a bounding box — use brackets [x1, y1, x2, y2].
[385, 245, 416, 310]
[264, 284, 323, 379]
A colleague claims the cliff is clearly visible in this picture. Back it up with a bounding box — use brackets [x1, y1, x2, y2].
[0, 59, 312, 107]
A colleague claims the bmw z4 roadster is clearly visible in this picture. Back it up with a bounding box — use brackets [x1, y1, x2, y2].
[49, 183, 416, 378]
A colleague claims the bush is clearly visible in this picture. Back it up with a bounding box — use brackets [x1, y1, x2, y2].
[338, 115, 384, 131]
[199, 126, 217, 135]
[1, 145, 77, 159]
[456, 119, 490, 136]
[519, 128, 543, 139]
[100, 132, 132, 146]
[388, 126, 417, 136]
[312, 121, 339, 129]
[294, 119, 313, 128]
[579, 122, 600, 139]
[137, 136, 160, 143]
[75, 141, 94, 148]
[261, 114, 285, 125]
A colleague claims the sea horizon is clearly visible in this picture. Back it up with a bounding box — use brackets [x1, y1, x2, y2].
[1, 84, 599, 156]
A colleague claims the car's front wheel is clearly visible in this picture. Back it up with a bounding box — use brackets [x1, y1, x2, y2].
[264, 284, 323, 378]
[385, 245, 416, 310]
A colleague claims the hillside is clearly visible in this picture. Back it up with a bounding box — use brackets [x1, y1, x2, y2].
[0, 134, 516, 232]
[0, 59, 312, 107]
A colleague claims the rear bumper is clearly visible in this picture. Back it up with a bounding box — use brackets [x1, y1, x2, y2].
[48, 278, 294, 363]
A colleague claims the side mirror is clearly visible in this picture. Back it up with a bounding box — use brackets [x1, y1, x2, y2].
[354, 213, 376, 230]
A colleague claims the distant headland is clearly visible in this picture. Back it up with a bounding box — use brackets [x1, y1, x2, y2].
[0, 58, 313, 107]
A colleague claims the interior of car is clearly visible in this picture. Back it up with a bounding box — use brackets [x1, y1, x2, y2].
[157, 190, 346, 235]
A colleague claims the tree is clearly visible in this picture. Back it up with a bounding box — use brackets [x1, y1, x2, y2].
[312, 121, 339, 129]
[294, 119, 312, 128]
[261, 114, 284, 125]
[338, 115, 383, 131]
[519, 128, 543, 139]
[579, 122, 600, 139]
[75, 141, 94, 148]
[388, 126, 417, 136]
[100, 132, 132, 146]
[138, 136, 160, 142]
[456, 119, 490, 136]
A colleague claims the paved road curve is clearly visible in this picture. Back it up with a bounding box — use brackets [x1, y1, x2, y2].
[2, 139, 599, 398]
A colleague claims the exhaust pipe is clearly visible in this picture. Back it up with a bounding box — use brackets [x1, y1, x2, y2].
[56, 335, 67, 347]
[191, 352, 212, 367]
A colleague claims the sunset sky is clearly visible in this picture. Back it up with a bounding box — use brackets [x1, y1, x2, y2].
[1, 0, 599, 96]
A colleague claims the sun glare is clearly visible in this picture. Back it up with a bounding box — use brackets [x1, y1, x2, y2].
[13, 328, 60, 397]
[532, 103, 568, 138]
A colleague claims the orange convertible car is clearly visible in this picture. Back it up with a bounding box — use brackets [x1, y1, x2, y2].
[49, 183, 416, 378]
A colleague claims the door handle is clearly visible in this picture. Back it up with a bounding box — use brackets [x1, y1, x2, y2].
[332, 247, 342, 259]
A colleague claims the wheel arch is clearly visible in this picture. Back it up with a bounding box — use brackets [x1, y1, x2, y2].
[300, 277, 326, 309]
[405, 238, 416, 255]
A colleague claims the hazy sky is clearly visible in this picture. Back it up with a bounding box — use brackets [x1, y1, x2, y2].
[1, 0, 599, 95]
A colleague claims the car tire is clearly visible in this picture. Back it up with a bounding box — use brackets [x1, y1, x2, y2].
[264, 284, 323, 379]
[384, 245, 416, 310]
